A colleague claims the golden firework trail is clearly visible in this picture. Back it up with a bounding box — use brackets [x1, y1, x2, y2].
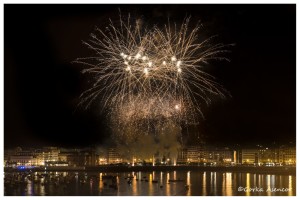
[75, 13, 231, 140]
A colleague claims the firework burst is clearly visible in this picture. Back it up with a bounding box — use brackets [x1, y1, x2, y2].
[75, 13, 230, 141]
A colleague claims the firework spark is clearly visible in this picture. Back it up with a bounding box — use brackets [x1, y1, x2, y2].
[75, 14, 230, 141]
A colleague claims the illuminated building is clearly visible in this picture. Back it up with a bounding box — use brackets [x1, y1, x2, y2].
[176, 146, 204, 164]
[5, 147, 39, 166]
[187, 146, 203, 163]
[258, 148, 279, 165]
[59, 147, 98, 166]
[97, 148, 108, 165]
[233, 151, 237, 164]
[34, 147, 60, 166]
[240, 149, 259, 164]
[99, 157, 107, 165]
[177, 146, 234, 165]
[279, 146, 296, 165]
[9, 155, 37, 166]
[203, 147, 234, 165]
[3, 144, 296, 167]
[177, 147, 188, 164]
[42, 147, 59, 161]
[108, 148, 122, 164]
[58, 152, 68, 162]
[81, 147, 98, 166]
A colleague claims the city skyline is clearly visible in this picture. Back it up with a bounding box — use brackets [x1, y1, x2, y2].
[4, 143, 296, 167]
[5, 4, 296, 148]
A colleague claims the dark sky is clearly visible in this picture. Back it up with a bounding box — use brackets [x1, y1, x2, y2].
[4, 4, 296, 148]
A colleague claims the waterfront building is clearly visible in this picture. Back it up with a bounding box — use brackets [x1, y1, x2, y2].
[240, 149, 259, 164]
[4, 147, 39, 166]
[258, 148, 279, 165]
[59, 147, 98, 166]
[177, 147, 187, 164]
[3, 144, 296, 167]
[279, 146, 296, 165]
[9, 155, 37, 166]
[205, 147, 234, 164]
[177, 145, 234, 165]
[108, 148, 123, 164]
[81, 147, 98, 166]
[187, 146, 203, 163]
[35, 147, 60, 165]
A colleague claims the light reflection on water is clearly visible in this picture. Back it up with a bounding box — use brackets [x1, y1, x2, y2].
[288, 175, 293, 196]
[246, 173, 250, 196]
[99, 172, 103, 193]
[132, 173, 137, 196]
[149, 173, 153, 195]
[266, 175, 271, 196]
[4, 171, 296, 196]
[225, 172, 232, 196]
[202, 172, 206, 196]
[166, 172, 170, 196]
[187, 171, 191, 196]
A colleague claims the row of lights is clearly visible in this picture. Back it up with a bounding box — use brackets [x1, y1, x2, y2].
[120, 52, 182, 75]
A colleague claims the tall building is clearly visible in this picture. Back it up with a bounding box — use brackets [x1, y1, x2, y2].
[279, 146, 296, 165]
[203, 147, 234, 164]
[176, 145, 205, 164]
[258, 148, 279, 164]
[81, 147, 98, 166]
[59, 147, 98, 166]
[9, 155, 37, 166]
[108, 148, 122, 164]
[177, 147, 187, 164]
[5, 147, 39, 166]
[36, 147, 60, 165]
[97, 148, 108, 165]
[64, 149, 83, 166]
[177, 145, 234, 165]
[187, 146, 203, 163]
[240, 149, 259, 164]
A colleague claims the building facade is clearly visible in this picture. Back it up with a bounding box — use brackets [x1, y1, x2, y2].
[279, 146, 296, 165]
[239, 149, 259, 164]
[108, 148, 123, 164]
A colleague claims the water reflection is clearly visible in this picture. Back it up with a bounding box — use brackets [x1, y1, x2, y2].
[186, 171, 191, 196]
[39, 178, 45, 195]
[99, 173, 103, 193]
[226, 173, 232, 196]
[132, 173, 137, 196]
[149, 173, 153, 195]
[246, 173, 250, 196]
[166, 172, 170, 196]
[202, 172, 206, 196]
[212, 172, 217, 195]
[288, 176, 293, 196]
[27, 180, 33, 196]
[222, 173, 225, 195]
[266, 175, 271, 196]
[258, 174, 262, 188]
[174, 171, 176, 180]
[4, 171, 296, 196]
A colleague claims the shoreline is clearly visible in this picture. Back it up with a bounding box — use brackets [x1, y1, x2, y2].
[4, 165, 296, 175]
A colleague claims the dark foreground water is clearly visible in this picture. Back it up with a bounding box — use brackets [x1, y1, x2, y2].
[4, 171, 296, 196]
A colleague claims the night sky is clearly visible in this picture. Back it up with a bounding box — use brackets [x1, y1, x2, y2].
[4, 4, 296, 148]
